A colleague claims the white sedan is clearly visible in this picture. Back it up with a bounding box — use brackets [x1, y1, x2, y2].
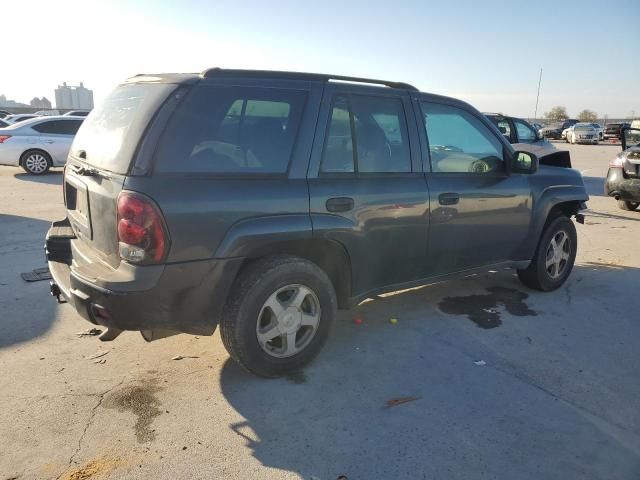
[0, 116, 84, 174]
[566, 123, 599, 144]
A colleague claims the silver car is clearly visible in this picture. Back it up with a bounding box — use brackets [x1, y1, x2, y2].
[567, 123, 599, 144]
[0, 116, 84, 174]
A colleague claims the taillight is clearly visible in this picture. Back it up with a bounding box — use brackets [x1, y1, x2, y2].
[609, 155, 624, 168]
[116, 191, 169, 264]
[0, 135, 11, 143]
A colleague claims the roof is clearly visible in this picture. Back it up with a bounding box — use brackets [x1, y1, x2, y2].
[124, 68, 418, 91]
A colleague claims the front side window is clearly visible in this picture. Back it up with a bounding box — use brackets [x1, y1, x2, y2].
[514, 119, 537, 142]
[321, 94, 411, 173]
[421, 102, 504, 173]
[155, 86, 306, 174]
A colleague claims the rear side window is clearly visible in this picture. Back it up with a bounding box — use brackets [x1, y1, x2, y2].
[321, 94, 411, 173]
[34, 119, 83, 135]
[155, 86, 307, 174]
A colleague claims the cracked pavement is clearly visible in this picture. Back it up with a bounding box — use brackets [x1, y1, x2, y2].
[1, 143, 639, 479]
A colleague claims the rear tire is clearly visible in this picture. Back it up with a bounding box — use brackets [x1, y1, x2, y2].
[618, 200, 639, 211]
[517, 215, 577, 291]
[220, 255, 337, 377]
[20, 150, 51, 175]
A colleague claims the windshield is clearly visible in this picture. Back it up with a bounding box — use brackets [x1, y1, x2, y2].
[71, 82, 176, 174]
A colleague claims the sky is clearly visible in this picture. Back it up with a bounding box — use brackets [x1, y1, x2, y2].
[3, 0, 639, 119]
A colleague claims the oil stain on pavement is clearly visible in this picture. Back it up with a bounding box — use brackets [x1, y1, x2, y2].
[103, 380, 163, 443]
[438, 286, 537, 329]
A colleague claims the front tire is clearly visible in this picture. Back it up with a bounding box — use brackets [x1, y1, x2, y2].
[220, 255, 337, 377]
[517, 215, 577, 291]
[20, 150, 51, 175]
[618, 200, 640, 211]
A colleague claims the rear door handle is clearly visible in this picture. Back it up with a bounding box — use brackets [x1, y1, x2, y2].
[45, 140, 54, 144]
[326, 197, 354, 213]
[438, 193, 460, 205]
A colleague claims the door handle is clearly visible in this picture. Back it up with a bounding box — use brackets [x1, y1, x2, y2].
[45, 140, 54, 144]
[438, 193, 460, 205]
[326, 197, 354, 213]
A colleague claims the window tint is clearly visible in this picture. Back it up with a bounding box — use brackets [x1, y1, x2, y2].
[488, 117, 512, 141]
[421, 102, 504, 173]
[33, 119, 83, 135]
[155, 86, 306, 174]
[514, 119, 536, 142]
[322, 96, 354, 173]
[321, 95, 411, 173]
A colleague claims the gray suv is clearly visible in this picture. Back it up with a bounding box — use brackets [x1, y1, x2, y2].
[46, 69, 588, 377]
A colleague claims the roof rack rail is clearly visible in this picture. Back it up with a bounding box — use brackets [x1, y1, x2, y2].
[200, 68, 418, 91]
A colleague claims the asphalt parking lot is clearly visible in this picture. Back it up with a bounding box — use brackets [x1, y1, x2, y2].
[1, 142, 639, 480]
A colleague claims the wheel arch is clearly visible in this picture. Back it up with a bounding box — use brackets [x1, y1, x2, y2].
[215, 215, 353, 309]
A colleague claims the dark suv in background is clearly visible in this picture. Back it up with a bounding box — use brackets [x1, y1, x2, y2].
[539, 119, 579, 140]
[46, 69, 588, 377]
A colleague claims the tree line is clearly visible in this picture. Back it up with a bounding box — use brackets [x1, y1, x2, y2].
[545, 106, 598, 123]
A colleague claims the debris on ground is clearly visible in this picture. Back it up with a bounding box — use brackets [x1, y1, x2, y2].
[75, 328, 103, 337]
[85, 350, 109, 360]
[385, 396, 421, 408]
[171, 355, 200, 361]
[93, 358, 107, 364]
[474, 360, 486, 366]
[20, 267, 51, 282]
[389, 317, 398, 325]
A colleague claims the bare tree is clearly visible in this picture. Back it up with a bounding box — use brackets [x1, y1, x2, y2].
[545, 106, 569, 121]
[577, 109, 597, 123]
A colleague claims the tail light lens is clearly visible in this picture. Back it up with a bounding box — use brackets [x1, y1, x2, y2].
[0, 135, 12, 143]
[116, 191, 169, 264]
[609, 155, 624, 168]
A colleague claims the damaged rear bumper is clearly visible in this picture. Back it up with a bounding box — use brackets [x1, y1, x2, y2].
[605, 168, 640, 202]
[46, 218, 243, 337]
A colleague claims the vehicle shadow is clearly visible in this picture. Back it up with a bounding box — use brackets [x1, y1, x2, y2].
[13, 170, 63, 185]
[218, 263, 640, 479]
[0, 214, 57, 348]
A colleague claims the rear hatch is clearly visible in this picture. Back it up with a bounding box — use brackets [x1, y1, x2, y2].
[64, 82, 178, 268]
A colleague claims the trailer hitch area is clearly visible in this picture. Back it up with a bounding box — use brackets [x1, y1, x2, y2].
[49, 281, 67, 304]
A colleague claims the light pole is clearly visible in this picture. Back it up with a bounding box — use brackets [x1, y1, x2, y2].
[533, 68, 543, 121]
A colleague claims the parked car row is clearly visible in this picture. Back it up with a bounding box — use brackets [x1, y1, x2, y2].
[0, 116, 85, 174]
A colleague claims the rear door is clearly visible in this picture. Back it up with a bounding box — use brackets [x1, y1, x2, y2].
[308, 85, 429, 298]
[64, 82, 179, 268]
[418, 100, 532, 274]
[37, 119, 83, 165]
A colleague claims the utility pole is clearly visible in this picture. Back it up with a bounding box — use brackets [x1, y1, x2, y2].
[533, 68, 543, 121]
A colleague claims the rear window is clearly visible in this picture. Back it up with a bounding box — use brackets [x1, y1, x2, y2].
[72, 83, 176, 174]
[154, 85, 307, 174]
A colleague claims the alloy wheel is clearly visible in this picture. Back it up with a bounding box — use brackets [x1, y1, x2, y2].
[545, 231, 571, 279]
[256, 284, 321, 358]
[24, 153, 48, 174]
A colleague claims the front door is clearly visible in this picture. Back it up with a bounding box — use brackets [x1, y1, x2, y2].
[308, 87, 429, 298]
[418, 101, 532, 275]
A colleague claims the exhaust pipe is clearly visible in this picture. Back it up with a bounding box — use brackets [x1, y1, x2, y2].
[140, 329, 180, 342]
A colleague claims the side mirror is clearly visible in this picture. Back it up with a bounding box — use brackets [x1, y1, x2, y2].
[511, 151, 538, 174]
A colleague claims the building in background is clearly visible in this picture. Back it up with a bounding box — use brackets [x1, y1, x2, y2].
[55, 82, 94, 110]
[29, 97, 52, 109]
